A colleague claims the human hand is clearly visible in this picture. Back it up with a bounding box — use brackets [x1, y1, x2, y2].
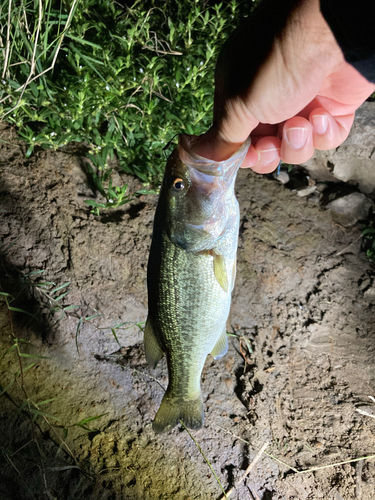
[192, 0, 375, 173]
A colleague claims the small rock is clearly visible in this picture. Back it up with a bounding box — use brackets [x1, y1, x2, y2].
[274, 171, 290, 184]
[316, 182, 328, 192]
[363, 286, 375, 302]
[223, 376, 234, 391]
[297, 186, 316, 197]
[329, 488, 345, 500]
[326, 192, 373, 227]
[307, 176, 316, 186]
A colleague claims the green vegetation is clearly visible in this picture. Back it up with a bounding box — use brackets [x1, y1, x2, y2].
[1, 0, 255, 203]
[362, 225, 375, 262]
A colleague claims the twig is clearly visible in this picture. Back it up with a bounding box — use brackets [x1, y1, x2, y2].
[2, 0, 12, 79]
[297, 455, 375, 474]
[356, 408, 375, 419]
[143, 44, 183, 56]
[112, 114, 128, 146]
[181, 422, 228, 499]
[216, 424, 297, 473]
[248, 486, 261, 500]
[3, 0, 43, 114]
[214, 425, 375, 475]
[356, 459, 363, 499]
[335, 235, 362, 256]
[219, 442, 269, 499]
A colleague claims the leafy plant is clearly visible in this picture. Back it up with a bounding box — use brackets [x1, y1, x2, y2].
[0, 0, 257, 204]
[83, 166, 133, 215]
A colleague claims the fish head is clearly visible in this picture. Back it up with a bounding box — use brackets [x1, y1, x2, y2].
[161, 134, 250, 252]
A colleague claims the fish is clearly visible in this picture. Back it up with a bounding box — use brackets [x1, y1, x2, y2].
[145, 134, 251, 433]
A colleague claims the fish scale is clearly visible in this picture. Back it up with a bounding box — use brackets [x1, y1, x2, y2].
[157, 233, 233, 396]
[145, 134, 251, 433]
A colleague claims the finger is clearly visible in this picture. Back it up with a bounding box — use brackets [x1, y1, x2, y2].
[191, 126, 245, 161]
[251, 123, 279, 137]
[240, 144, 259, 169]
[192, 96, 260, 161]
[241, 136, 281, 173]
[309, 107, 355, 150]
[301, 95, 360, 118]
[280, 116, 314, 164]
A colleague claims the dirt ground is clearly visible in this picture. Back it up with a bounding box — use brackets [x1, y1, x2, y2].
[1, 122, 375, 500]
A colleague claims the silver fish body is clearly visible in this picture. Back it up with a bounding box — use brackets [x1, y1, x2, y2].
[145, 134, 250, 433]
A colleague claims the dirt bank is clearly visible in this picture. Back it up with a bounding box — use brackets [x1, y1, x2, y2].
[1, 123, 374, 500]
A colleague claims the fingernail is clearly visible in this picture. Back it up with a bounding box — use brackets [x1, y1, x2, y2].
[311, 114, 328, 135]
[285, 127, 308, 150]
[259, 148, 280, 165]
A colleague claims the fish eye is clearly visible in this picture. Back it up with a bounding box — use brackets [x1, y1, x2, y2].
[172, 178, 185, 192]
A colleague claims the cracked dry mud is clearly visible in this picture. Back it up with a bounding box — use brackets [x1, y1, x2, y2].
[1, 123, 375, 500]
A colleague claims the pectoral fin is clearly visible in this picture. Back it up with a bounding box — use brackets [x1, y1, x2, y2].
[210, 328, 228, 360]
[144, 317, 164, 369]
[232, 259, 237, 291]
[213, 254, 228, 292]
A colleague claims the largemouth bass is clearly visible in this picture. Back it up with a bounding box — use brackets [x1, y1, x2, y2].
[145, 134, 250, 433]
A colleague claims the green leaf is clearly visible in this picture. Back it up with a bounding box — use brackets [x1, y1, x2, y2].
[19, 353, 50, 359]
[74, 412, 109, 429]
[8, 306, 36, 318]
[29, 408, 63, 422]
[111, 328, 121, 347]
[84, 313, 102, 321]
[20, 362, 38, 374]
[50, 282, 70, 294]
[84, 200, 106, 209]
[66, 34, 103, 49]
[0, 379, 15, 397]
[36, 397, 58, 406]
[24, 270, 45, 277]
[63, 305, 81, 311]
[1, 344, 17, 358]
[54, 291, 69, 302]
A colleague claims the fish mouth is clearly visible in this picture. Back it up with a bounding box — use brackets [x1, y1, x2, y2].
[178, 134, 251, 179]
[169, 134, 249, 253]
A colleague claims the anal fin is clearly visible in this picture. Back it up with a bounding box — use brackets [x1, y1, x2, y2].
[210, 328, 228, 360]
[144, 317, 164, 369]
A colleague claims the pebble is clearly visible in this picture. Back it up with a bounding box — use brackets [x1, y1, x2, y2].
[326, 192, 373, 227]
[274, 171, 290, 184]
[297, 186, 316, 197]
[315, 182, 328, 192]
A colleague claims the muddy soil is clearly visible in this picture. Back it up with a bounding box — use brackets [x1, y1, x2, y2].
[1, 122, 375, 500]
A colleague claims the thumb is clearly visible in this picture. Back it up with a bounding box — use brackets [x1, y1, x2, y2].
[191, 106, 259, 161]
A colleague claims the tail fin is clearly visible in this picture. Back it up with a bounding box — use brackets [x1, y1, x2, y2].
[152, 391, 204, 433]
